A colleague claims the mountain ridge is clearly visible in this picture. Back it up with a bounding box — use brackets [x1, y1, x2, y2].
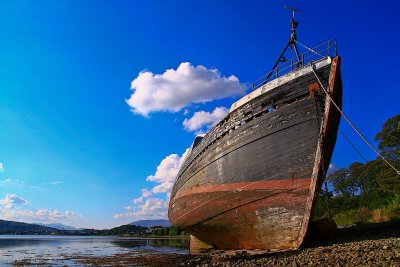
[0, 219, 58, 233]
[34, 223, 77, 230]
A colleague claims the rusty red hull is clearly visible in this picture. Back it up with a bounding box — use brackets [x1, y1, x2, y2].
[173, 179, 311, 249]
[169, 56, 342, 251]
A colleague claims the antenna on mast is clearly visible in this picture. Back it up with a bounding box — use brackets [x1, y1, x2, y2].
[265, 5, 304, 82]
[283, 5, 304, 42]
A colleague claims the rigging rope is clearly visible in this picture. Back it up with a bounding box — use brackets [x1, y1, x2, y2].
[174, 61, 399, 228]
[323, 180, 332, 219]
[312, 91, 333, 219]
[311, 65, 400, 175]
[338, 128, 369, 163]
[295, 40, 324, 57]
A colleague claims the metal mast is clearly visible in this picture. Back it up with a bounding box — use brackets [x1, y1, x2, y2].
[266, 6, 304, 79]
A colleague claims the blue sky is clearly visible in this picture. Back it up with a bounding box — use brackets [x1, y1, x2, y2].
[0, 0, 399, 229]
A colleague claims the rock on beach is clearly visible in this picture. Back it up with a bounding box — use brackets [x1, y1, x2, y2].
[179, 221, 400, 267]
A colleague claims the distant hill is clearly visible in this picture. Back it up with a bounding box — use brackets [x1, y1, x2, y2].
[129, 219, 171, 228]
[0, 219, 58, 234]
[103, 224, 147, 235]
[0, 219, 177, 236]
[35, 223, 77, 231]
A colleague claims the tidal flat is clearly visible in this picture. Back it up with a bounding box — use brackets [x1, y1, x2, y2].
[1, 222, 399, 266]
[0, 235, 189, 266]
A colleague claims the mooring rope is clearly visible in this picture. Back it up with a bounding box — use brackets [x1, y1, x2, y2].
[173, 61, 399, 229]
[323, 179, 333, 219]
[311, 65, 400, 175]
[338, 128, 369, 163]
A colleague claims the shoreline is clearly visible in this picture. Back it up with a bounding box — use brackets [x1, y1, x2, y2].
[8, 221, 400, 266]
[0, 234, 189, 239]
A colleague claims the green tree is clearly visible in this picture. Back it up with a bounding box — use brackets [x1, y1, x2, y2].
[155, 228, 163, 236]
[376, 162, 400, 193]
[328, 168, 356, 196]
[349, 162, 364, 194]
[169, 227, 178, 236]
[375, 114, 400, 161]
[374, 114, 400, 193]
[358, 160, 380, 194]
[163, 227, 169, 236]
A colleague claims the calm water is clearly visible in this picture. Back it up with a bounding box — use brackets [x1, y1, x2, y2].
[0, 235, 189, 266]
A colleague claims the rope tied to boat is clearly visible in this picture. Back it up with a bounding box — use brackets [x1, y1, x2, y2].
[310, 64, 400, 176]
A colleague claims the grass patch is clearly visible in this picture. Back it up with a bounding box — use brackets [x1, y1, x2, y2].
[333, 207, 372, 226]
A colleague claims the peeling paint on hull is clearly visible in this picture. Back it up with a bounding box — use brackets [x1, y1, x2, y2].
[169, 57, 342, 252]
[172, 179, 311, 249]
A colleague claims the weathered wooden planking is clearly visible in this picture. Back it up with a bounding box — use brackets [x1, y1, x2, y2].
[168, 57, 342, 252]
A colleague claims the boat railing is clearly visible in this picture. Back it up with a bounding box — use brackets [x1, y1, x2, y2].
[251, 39, 338, 91]
[174, 40, 338, 187]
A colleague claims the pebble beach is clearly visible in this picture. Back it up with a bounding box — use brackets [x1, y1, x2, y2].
[8, 221, 400, 266]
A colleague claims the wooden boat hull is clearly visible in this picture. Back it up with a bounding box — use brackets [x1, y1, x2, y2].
[169, 57, 342, 251]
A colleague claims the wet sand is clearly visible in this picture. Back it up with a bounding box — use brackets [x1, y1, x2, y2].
[0, 236, 188, 266]
[11, 251, 189, 266]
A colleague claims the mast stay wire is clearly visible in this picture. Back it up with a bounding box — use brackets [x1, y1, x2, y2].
[174, 7, 399, 229]
[338, 128, 369, 163]
[311, 65, 400, 175]
[295, 40, 324, 58]
[294, 38, 371, 165]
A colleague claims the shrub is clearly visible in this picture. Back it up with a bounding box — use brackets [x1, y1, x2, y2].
[383, 193, 400, 219]
[333, 207, 372, 226]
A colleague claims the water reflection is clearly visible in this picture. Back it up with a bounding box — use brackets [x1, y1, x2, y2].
[0, 235, 189, 266]
[112, 237, 189, 249]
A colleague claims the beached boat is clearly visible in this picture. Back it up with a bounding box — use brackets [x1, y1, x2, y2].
[168, 11, 342, 253]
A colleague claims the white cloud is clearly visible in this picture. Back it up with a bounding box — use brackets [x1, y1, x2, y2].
[183, 106, 228, 132]
[152, 183, 174, 194]
[0, 178, 25, 187]
[113, 214, 123, 219]
[114, 149, 190, 220]
[0, 163, 4, 172]
[141, 188, 152, 198]
[147, 154, 180, 184]
[327, 163, 339, 176]
[49, 181, 63, 186]
[126, 62, 246, 116]
[0, 194, 28, 209]
[114, 198, 169, 220]
[147, 149, 190, 194]
[133, 188, 153, 204]
[0, 178, 39, 189]
[133, 197, 143, 204]
[141, 198, 168, 211]
[1, 208, 81, 223]
[0, 194, 82, 224]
